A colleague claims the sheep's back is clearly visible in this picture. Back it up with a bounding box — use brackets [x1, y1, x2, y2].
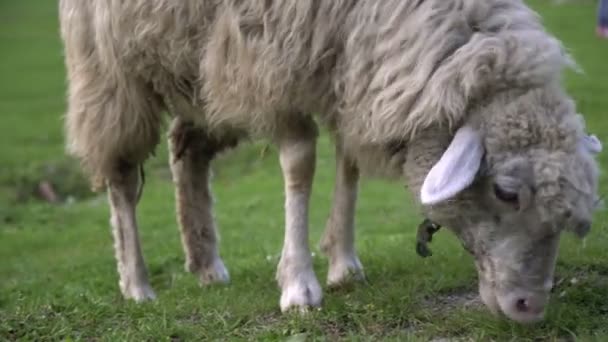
[60, 0, 352, 137]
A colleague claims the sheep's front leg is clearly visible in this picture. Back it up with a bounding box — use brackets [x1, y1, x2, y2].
[320, 139, 365, 287]
[169, 119, 230, 285]
[276, 117, 322, 312]
[108, 162, 155, 301]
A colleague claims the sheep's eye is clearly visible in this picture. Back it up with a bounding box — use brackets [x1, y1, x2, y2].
[493, 183, 519, 204]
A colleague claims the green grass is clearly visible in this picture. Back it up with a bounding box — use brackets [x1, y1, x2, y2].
[1, 1, 608, 340]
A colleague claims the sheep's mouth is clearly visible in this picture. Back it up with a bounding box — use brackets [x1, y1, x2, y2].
[475, 260, 551, 324]
[475, 259, 501, 314]
[478, 278, 500, 315]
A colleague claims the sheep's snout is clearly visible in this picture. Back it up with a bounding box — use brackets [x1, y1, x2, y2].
[474, 234, 558, 325]
[496, 288, 550, 324]
[478, 277, 551, 324]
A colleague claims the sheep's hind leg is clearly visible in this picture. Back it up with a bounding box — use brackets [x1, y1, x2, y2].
[276, 116, 322, 312]
[320, 138, 365, 287]
[108, 162, 156, 301]
[169, 119, 234, 285]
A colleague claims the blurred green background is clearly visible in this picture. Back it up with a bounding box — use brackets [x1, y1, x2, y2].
[1, 0, 607, 340]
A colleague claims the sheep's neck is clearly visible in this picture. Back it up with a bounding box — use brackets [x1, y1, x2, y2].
[402, 126, 452, 216]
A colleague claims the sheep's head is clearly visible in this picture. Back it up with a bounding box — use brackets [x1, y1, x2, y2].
[417, 87, 602, 324]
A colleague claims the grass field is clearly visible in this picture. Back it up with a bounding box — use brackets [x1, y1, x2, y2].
[1, 1, 608, 340]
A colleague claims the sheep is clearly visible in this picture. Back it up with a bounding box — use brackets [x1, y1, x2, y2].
[58, 0, 602, 323]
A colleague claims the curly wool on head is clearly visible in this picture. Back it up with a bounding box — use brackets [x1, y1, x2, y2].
[475, 86, 599, 228]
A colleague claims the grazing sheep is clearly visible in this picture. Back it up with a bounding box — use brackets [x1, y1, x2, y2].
[59, 0, 602, 323]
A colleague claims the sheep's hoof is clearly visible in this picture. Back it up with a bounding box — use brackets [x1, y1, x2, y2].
[326, 254, 366, 288]
[279, 270, 323, 313]
[198, 258, 230, 285]
[122, 283, 157, 302]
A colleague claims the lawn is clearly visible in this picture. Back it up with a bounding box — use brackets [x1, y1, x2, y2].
[1, 1, 608, 341]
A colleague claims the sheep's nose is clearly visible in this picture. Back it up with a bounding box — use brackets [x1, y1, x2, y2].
[514, 296, 543, 315]
[574, 219, 591, 238]
[510, 292, 547, 323]
[498, 290, 549, 324]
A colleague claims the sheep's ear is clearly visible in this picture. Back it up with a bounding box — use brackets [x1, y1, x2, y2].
[420, 125, 484, 205]
[581, 134, 602, 155]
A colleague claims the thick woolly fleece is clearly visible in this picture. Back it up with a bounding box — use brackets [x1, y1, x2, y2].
[59, 0, 573, 187]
